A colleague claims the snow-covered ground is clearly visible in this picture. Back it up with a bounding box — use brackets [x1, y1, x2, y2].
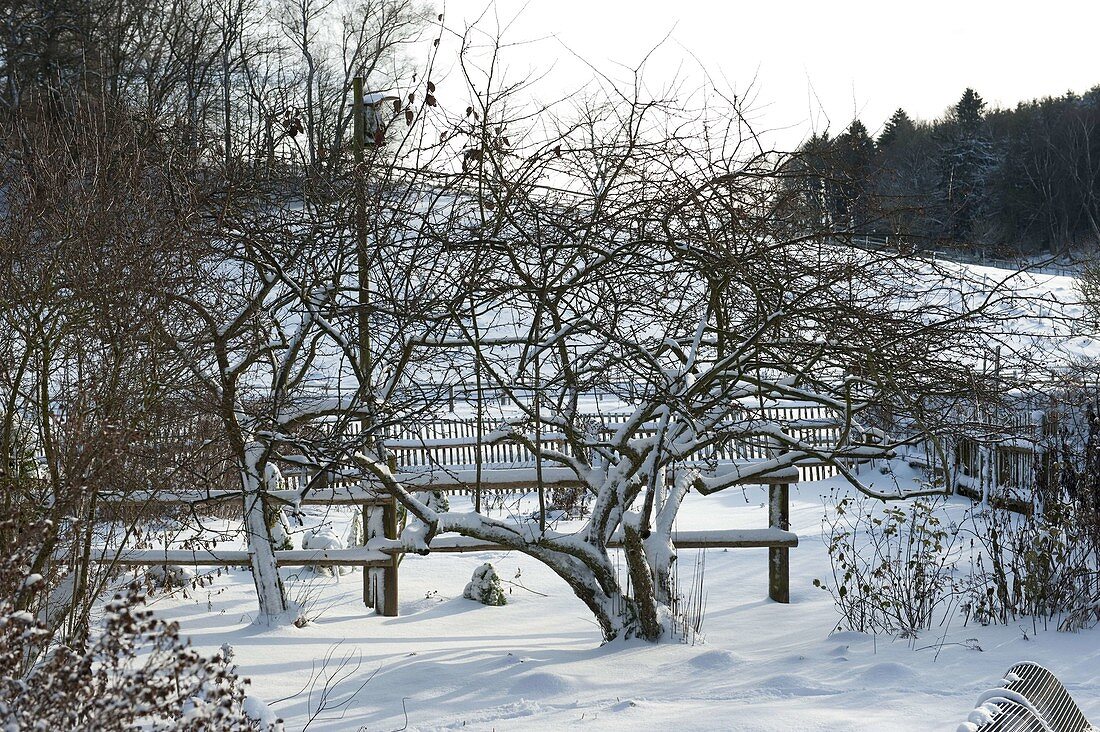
[143, 476, 1100, 731]
[127, 261, 1100, 730]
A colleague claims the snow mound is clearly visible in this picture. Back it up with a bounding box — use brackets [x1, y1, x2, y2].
[495, 652, 527, 666]
[685, 649, 743, 671]
[243, 695, 283, 731]
[610, 698, 644, 712]
[858, 661, 918, 684]
[509, 671, 573, 698]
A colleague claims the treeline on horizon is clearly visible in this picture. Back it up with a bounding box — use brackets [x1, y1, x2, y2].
[0, 0, 428, 184]
[3, 1, 1099, 258]
[792, 87, 1100, 255]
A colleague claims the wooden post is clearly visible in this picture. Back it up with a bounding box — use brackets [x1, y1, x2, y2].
[768, 482, 790, 603]
[362, 500, 378, 608]
[382, 496, 399, 616]
[364, 458, 401, 615]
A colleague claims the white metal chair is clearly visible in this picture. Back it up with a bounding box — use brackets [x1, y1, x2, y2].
[960, 662, 1093, 732]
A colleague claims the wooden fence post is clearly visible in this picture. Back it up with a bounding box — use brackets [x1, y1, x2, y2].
[768, 482, 790, 603]
[363, 499, 379, 609]
[362, 501, 401, 615]
[364, 454, 401, 616]
[381, 495, 399, 616]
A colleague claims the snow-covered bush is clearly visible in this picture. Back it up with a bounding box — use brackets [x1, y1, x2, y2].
[0, 517, 275, 729]
[303, 526, 350, 576]
[145, 563, 198, 591]
[0, 582, 272, 730]
[303, 526, 343, 552]
[427, 489, 449, 513]
[463, 563, 507, 606]
[404, 490, 449, 527]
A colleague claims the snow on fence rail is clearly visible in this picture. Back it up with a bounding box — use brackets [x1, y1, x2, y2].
[95, 529, 798, 568]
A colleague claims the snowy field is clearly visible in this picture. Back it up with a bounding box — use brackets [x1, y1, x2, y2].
[143, 476, 1100, 731]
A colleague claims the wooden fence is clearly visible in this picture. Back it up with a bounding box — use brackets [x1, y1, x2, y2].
[301, 405, 845, 493]
[101, 403, 852, 616]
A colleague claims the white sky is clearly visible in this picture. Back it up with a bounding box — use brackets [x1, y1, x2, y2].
[434, 0, 1100, 148]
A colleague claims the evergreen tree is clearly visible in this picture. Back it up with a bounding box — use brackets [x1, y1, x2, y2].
[877, 108, 916, 149]
[873, 88, 1100, 251]
[840, 120, 875, 156]
[953, 87, 987, 129]
[938, 88, 995, 243]
[788, 131, 836, 226]
[835, 120, 877, 231]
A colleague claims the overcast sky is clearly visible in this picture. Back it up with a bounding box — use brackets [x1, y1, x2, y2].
[436, 0, 1100, 147]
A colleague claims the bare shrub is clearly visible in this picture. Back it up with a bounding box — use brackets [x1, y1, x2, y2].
[547, 484, 590, 519]
[959, 501, 1100, 630]
[0, 521, 271, 729]
[817, 495, 959, 636]
[818, 494, 1100, 637]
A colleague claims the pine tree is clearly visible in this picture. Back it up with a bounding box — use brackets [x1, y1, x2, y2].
[835, 120, 876, 231]
[938, 88, 995, 244]
[871, 110, 937, 244]
[953, 87, 986, 130]
[877, 108, 916, 149]
[789, 131, 835, 226]
[839, 120, 875, 168]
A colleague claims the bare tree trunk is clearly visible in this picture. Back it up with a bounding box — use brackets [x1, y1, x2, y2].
[242, 442, 289, 623]
[623, 523, 662, 641]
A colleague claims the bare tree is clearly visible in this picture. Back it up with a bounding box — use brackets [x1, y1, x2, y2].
[0, 90, 206, 647]
[0, 4, 1027, 644]
[328, 36, 1018, 642]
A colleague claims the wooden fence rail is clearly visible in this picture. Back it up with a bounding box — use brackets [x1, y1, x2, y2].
[95, 528, 798, 568]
